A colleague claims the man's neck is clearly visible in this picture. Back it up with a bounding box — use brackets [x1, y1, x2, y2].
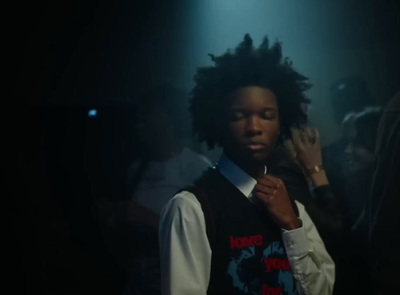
[241, 164, 265, 180]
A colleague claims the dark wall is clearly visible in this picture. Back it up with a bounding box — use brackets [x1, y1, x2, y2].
[11, 1, 400, 293]
[17, 0, 186, 105]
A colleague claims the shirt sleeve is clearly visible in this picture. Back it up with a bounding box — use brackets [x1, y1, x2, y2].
[159, 191, 211, 295]
[282, 201, 335, 295]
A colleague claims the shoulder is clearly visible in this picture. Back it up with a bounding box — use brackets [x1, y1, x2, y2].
[160, 190, 209, 236]
[170, 190, 201, 207]
[161, 190, 202, 219]
[177, 147, 213, 182]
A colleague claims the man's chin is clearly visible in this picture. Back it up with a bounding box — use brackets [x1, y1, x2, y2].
[225, 148, 270, 165]
[246, 150, 269, 163]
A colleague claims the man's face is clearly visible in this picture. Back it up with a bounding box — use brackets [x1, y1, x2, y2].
[221, 86, 280, 164]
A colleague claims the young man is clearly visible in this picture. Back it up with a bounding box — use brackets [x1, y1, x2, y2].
[159, 35, 335, 295]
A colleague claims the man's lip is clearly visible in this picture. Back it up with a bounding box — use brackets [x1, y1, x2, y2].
[245, 143, 266, 150]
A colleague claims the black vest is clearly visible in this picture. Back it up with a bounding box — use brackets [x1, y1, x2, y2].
[185, 167, 299, 295]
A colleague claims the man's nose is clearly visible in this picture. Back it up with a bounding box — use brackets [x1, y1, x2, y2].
[245, 116, 262, 135]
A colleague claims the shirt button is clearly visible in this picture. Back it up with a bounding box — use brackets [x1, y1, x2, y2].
[288, 241, 294, 247]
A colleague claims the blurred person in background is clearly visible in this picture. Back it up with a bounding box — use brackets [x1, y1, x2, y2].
[323, 77, 376, 199]
[343, 107, 382, 229]
[283, 124, 377, 294]
[365, 91, 400, 295]
[97, 85, 211, 295]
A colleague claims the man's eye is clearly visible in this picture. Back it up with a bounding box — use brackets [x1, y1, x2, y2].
[261, 112, 276, 120]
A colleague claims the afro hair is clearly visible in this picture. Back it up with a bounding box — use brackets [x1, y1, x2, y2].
[189, 34, 312, 149]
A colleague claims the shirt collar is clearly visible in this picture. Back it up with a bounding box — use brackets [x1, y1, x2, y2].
[217, 154, 267, 198]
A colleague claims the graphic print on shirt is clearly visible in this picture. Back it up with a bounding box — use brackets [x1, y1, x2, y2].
[262, 241, 297, 295]
[227, 236, 297, 295]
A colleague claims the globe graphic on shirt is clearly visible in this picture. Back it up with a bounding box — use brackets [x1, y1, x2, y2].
[227, 241, 297, 295]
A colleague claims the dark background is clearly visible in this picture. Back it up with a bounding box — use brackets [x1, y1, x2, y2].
[10, 0, 400, 294]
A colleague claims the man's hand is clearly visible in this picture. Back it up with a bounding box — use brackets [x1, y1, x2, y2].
[255, 175, 300, 230]
[286, 126, 329, 187]
[290, 126, 322, 172]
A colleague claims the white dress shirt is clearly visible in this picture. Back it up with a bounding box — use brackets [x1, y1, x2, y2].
[159, 155, 335, 295]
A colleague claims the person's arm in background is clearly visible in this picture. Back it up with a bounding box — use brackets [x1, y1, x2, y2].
[284, 127, 343, 232]
[285, 127, 329, 186]
[159, 192, 211, 295]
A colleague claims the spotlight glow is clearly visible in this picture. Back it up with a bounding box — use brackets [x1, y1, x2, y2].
[88, 109, 97, 117]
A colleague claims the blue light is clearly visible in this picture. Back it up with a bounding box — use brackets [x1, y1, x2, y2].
[88, 109, 97, 117]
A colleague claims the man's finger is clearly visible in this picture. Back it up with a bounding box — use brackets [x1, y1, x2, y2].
[290, 127, 305, 149]
[314, 128, 320, 143]
[258, 176, 279, 188]
[262, 175, 284, 186]
[305, 127, 314, 142]
[255, 184, 275, 195]
[255, 191, 272, 204]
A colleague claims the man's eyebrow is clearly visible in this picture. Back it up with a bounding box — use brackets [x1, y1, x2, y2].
[261, 107, 277, 111]
[227, 106, 277, 112]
